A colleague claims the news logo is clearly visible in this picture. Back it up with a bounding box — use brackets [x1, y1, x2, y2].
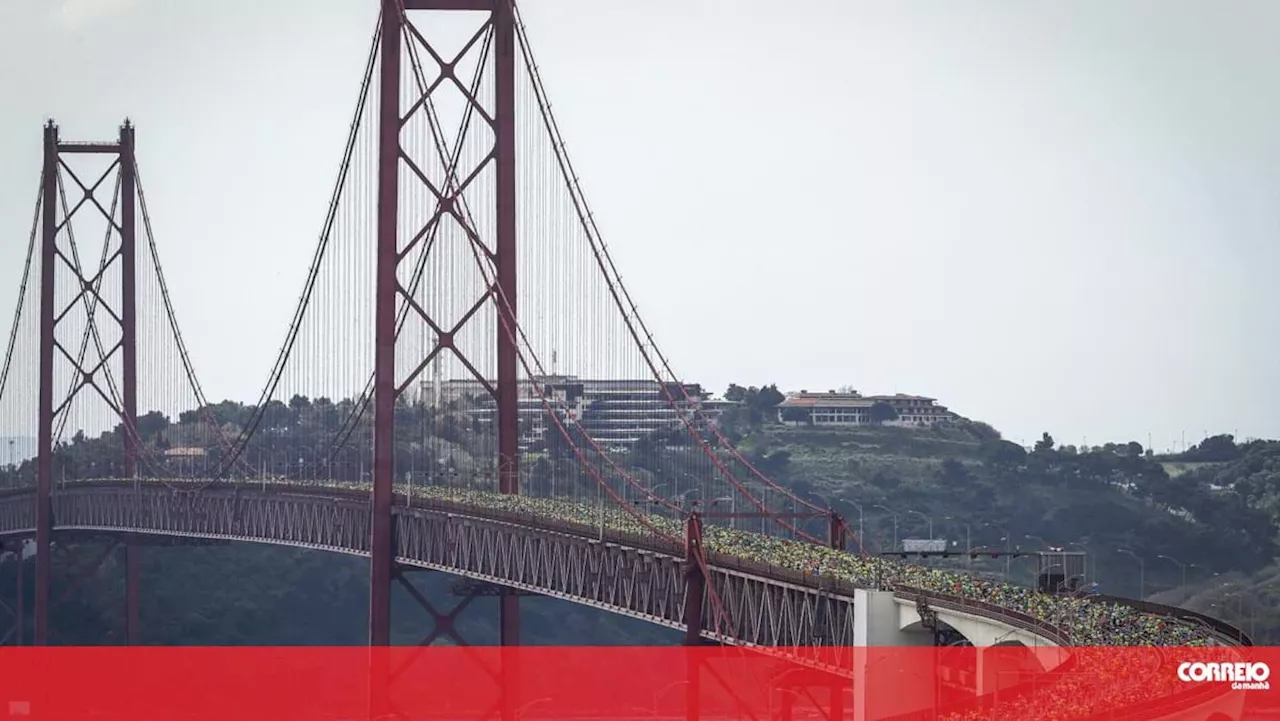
[1177, 661, 1271, 691]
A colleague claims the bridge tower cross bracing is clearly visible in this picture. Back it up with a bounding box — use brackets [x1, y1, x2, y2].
[370, 0, 520, 649]
[35, 121, 142, 646]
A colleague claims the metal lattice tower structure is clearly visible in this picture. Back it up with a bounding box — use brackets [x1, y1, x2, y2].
[35, 122, 142, 646]
[369, 0, 521, 648]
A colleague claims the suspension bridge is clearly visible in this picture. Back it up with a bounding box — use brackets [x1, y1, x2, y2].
[0, 1, 1254, 719]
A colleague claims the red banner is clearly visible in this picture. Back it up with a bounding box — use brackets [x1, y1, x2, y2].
[0, 646, 1274, 719]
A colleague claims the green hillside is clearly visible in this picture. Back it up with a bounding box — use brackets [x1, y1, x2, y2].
[1, 386, 1277, 644]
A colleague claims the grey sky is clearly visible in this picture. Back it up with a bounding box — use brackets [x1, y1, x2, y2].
[1, 0, 1277, 451]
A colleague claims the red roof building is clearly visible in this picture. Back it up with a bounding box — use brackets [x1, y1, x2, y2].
[776, 390, 953, 427]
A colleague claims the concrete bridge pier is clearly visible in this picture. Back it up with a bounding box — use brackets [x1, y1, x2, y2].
[975, 645, 1043, 697]
[852, 590, 936, 721]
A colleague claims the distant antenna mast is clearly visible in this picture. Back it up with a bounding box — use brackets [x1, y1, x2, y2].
[551, 349, 558, 377]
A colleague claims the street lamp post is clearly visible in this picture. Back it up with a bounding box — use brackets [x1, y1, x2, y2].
[982, 522, 1011, 576]
[906, 510, 933, 539]
[874, 504, 898, 551]
[945, 516, 971, 564]
[1024, 534, 1052, 583]
[790, 496, 799, 539]
[1157, 554, 1188, 601]
[1024, 534, 1049, 549]
[850, 501, 864, 548]
[1118, 548, 1145, 600]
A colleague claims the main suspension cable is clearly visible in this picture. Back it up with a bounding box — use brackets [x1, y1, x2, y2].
[217, 16, 383, 479]
[510, 4, 823, 542]
[0, 174, 44, 404]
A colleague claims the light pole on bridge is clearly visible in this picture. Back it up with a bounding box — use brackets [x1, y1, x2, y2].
[1024, 533, 1050, 549]
[1156, 554, 1188, 600]
[944, 516, 971, 563]
[905, 509, 933, 539]
[873, 504, 898, 551]
[848, 500, 864, 549]
[981, 521, 1011, 577]
[1118, 548, 1145, 600]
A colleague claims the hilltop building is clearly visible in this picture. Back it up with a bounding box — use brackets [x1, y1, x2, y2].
[419, 376, 717, 450]
[776, 390, 953, 427]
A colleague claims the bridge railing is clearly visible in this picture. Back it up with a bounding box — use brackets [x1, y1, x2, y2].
[33, 483, 1257, 640]
[1084, 593, 1253, 647]
[1080, 680, 1232, 721]
[50, 482, 1251, 644]
[891, 587, 1074, 646]
[16, 481, 1250, 721]
[877, 589, 1244, 721]
[405, 494, 689, 558]
[404, 496, 1243, 721]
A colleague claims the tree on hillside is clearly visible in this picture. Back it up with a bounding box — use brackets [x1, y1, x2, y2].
[136, 411, 170, 438]
[868, 402, 898, 425]
[959, 420, 1001, 441]
[1183, 434, 1240, 463]
[1125, 441, 1144, 458]
[1033, 432, 1055, 455]
[755, 385, 785, 410]
[722, 383, 786, 428]
[981, 439, 1027, 467]
[939, 457, 969, 484]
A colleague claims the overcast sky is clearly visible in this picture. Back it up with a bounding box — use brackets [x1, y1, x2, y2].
[1, 0, 1277, 451]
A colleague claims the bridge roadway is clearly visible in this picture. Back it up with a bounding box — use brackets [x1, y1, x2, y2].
[0, 479, 1249, 720]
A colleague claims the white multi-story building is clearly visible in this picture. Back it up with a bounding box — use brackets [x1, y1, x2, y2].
[776, 390, 953, 427]
[420, 375, 714, 450]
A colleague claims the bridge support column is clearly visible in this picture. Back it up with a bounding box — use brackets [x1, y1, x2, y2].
[395, 572, 532, 719]
[682, 513, 705, 721]
[368, 0, 402, 655]
[974, 646, 1043, 697]
[493, 0, 521, 675]
[119, 122, 141, 647]
[35, 122, 57, 646]
[851, 590, 936, 721]
[828, 512, 847, 550]
[125, 543, 140, 645]
[778, 685, 793, 721]
[14, 541, 23, 645]
[682, 513, 705, 645]
[3, 540, 25, 645]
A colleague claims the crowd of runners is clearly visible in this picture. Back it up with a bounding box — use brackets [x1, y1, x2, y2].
[110, 477, 1219, 647]
[74, 476, 1231, 720]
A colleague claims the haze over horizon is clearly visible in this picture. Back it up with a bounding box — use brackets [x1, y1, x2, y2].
[1, 0, 1277, 452]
